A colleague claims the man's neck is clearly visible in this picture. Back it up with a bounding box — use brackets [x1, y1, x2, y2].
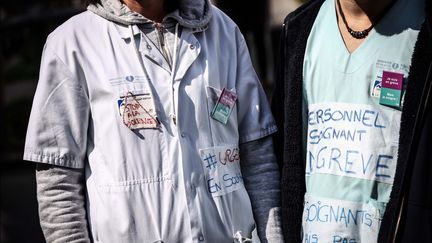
[122, 0, 166, 23]
[337, 0, 394, 53]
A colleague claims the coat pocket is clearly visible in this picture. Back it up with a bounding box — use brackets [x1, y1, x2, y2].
[90, 176, 180, 243]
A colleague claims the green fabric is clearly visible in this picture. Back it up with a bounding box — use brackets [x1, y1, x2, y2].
[301, 0, 424, 241]
[303, 0, 424, 204]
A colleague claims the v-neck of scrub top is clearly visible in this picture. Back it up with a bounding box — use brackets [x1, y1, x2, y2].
[303, 0, 423, 105]
[329, 0, 388, 74]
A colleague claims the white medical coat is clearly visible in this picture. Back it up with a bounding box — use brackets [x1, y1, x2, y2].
[24, 6, 277, 243]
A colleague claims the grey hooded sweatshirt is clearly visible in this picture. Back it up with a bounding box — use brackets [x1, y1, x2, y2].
[34, 0, 283, 242]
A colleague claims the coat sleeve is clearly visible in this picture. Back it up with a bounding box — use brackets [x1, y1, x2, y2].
[234, 30, 278, 144]
[23, 40, 90, 169]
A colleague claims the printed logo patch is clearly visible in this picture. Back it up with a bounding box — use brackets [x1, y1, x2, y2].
[109, 75, 147, 85]
[370, 77, 382, 98]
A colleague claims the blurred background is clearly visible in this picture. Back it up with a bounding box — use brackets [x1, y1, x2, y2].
[0, 0, 304, 242]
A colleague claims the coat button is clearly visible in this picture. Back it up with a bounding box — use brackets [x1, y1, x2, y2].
[198, 235, 204, 241]
[181, 133, 186, 138]
[189, 44, 195, 50]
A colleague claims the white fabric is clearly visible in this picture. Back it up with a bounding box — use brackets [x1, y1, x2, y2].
[302, 193, 380, 243]
[24, 6, 276, 243]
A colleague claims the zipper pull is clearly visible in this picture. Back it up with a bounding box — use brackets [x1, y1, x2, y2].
[154, 22, 165, 47]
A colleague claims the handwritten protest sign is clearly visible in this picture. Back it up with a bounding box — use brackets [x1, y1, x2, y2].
[306, 103, 401, 184]
[199, 145, 243, 197]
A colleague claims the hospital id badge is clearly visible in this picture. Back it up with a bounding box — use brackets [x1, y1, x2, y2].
[118, 92, 159, 129]
[211, 88, 237, 124]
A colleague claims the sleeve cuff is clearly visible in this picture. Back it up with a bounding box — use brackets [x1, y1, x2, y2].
[23, 149, 84, 169]
[239, 124, 278, 144]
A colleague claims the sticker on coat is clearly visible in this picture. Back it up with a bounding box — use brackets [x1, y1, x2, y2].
[199, 145, 244, 197]
[302, 194, 381, 243]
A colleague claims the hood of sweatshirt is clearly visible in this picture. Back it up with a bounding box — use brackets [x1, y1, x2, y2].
[88, 0, 212, 29]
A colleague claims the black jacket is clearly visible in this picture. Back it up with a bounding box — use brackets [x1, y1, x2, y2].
[272, 0, 432, 242]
